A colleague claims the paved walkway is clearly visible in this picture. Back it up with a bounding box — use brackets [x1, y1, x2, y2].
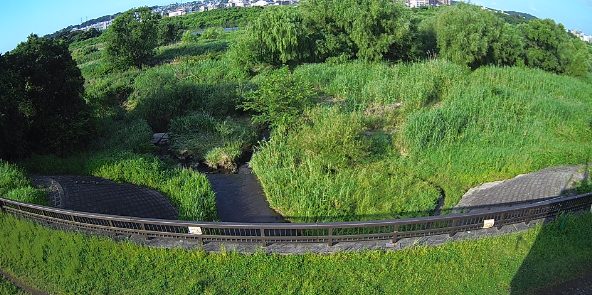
[206, 166, 285, 223]
[456, 165, 586, 211]
[32, 176, 178, 220]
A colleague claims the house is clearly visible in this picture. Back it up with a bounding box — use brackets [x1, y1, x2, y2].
[252, 0, 270, 7]
[168, 8, 187, 17]
[406, 0, 450, 8]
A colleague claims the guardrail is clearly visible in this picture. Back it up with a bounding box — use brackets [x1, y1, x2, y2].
[1, 193, 591, 246]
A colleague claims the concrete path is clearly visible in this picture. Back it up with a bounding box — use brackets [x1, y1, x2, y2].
[456, 165, 586, 211]
[32, 176, 178, 220]
[206, 167, 285, 223]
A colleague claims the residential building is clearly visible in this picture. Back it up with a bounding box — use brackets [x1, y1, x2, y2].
[406, 0, 450, 8]
[168, 8, 188, 17]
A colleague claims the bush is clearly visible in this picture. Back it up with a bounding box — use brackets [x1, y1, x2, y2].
[241, 67, 318, 129]
[201, 27, 224, 40]
[126, 70, 194, 131]
[169, 113, 257, 171]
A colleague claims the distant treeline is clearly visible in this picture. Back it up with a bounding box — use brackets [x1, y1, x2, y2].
[229, 1, 590, 77]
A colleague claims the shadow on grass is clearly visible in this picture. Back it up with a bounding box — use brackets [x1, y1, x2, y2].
[510, 176, 592, 294]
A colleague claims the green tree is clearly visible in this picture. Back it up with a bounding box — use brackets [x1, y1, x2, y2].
[435, 4, 503, 68]
[301, 0, 411, 62]
[492, 23, 524, 66]
[562, 37, 592, 77]
[105, 8, 160, 69]
[157, 22, 184, 46]
[0, 54, 29, 159]
[4, 35, 90, 156]
[520, 19, 568, 74]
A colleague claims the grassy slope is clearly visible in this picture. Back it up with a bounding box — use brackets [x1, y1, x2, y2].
[252, 60, 592, 221]
[0, 212, 591, 294]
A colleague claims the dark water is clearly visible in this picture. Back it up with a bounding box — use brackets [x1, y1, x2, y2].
[206, 170, 285, 223]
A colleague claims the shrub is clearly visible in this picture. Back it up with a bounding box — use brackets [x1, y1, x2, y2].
[126, 70, 195, 131]
[169, 113, 257, 170]
[201, 27, 224, 40]
[105, 7, 160, 69]
[241, 67, 318, 129]
[181, 30, 200, 43]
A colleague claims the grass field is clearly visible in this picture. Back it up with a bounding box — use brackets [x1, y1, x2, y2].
[0, 212, 591, 294]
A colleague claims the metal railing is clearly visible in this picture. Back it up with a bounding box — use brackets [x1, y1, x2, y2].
[1, 193, 591, 246]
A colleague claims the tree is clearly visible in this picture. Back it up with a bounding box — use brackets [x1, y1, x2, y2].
[0, 54, 29, 159]
[105, 8, 160, 69]
[2, 35, 90, 157]
[520, 19, 568, 74]
[491, 23, 524, 67]
[301, 0, 411, 62]
[157, 22, 184, 46]
[435, 4, 503, 68]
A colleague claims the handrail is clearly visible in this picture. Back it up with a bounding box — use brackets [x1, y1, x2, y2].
[1, 192, 591, 246]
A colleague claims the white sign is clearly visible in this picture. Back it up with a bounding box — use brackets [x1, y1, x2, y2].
[188, 226, 203, 235]
[483, 219, 495, 229]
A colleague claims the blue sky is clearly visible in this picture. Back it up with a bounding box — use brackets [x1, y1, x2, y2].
[465, 0, 592, 34]
[1, 0, 591, 53]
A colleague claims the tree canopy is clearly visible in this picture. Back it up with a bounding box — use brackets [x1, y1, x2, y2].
[0, 35, 90, 159]
[105, 7, 160, 69]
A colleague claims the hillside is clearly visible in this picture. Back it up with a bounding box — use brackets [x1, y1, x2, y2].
[17, 4, 586, 222]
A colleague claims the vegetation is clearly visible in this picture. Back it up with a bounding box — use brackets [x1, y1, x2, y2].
[0, 276, 26, 295]
[169, 113, 257, 172]
[0, 3, 591, 294]
[105, 8, 160, 69]
[0, 161, 45, 205]
[0, 212, 591, 294]
[0, 35, 90, 159]
[233, 2, 590, 77]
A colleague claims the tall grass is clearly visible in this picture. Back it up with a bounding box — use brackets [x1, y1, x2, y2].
[251, 107, 440, 221]
[1, 212, 591, 294]
[252, 61, 592, 220]
[169, 113, 257, 171]
[0, 161, 46, 205]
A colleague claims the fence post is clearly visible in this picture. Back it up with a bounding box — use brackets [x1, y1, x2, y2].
[260, 228, 267, 247]
[327, 227, 334, 246]
[392, 225, 399, 244]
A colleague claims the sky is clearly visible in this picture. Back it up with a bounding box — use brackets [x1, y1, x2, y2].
[464, 0, 592, 34]
[1, 0, 591, 53]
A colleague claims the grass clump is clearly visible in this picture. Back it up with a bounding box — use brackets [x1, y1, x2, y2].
[170, 113, 257, 172]
[0, 161, 45, 205]
[1, 212, 592, 294]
